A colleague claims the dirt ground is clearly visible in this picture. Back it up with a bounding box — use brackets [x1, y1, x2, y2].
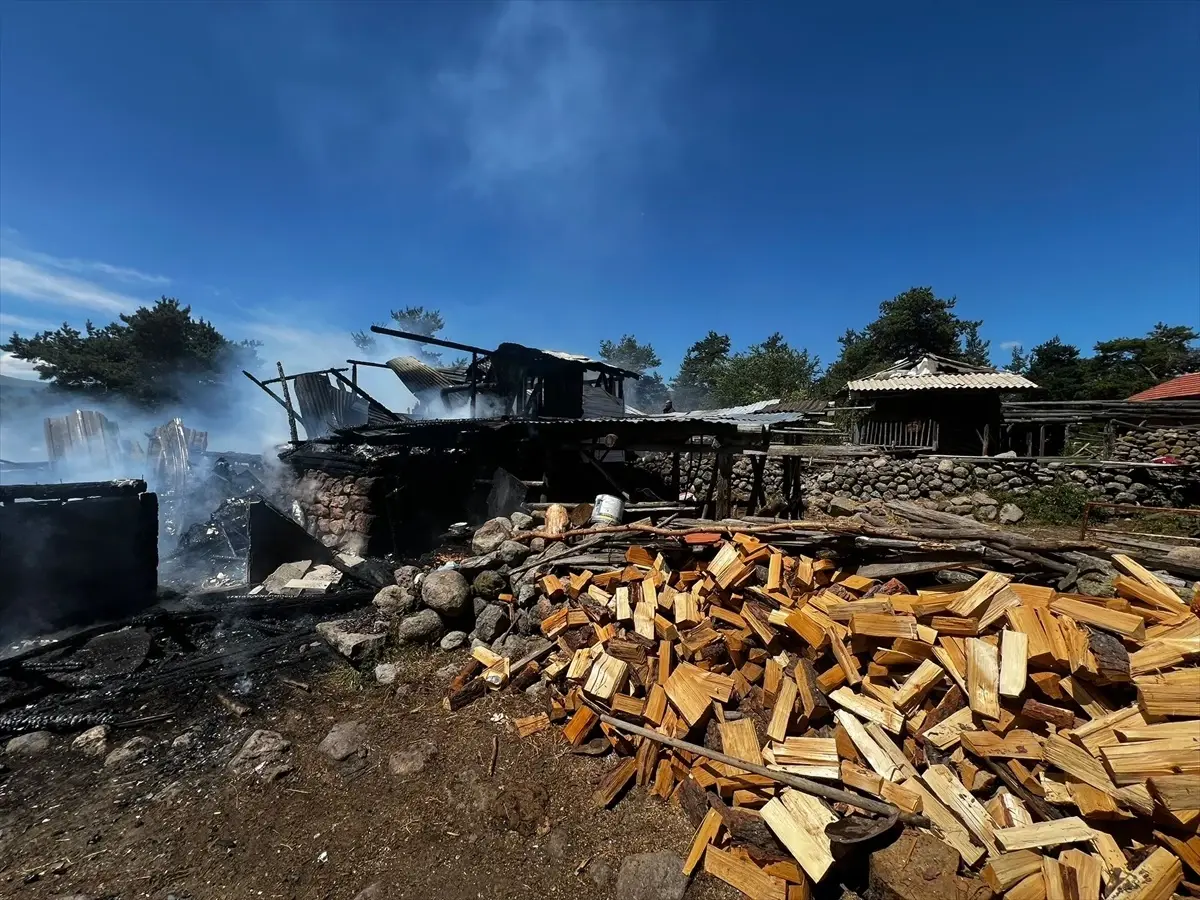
[0, 646, 741, 900]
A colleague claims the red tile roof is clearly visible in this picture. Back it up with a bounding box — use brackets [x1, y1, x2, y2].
[1128, 372, 1200, 401]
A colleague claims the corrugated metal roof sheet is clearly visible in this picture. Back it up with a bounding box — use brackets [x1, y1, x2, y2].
[385, 356, 467, 394]
[1129, 373, 1200, 401]
[847, 372, 1039, 391]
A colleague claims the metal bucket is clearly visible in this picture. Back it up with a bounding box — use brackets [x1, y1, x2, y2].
[590, 493, 625, 526]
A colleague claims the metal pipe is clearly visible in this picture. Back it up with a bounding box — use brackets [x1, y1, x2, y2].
[369, 325, 492, 356]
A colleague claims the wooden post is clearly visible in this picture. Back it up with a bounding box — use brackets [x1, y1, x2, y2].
[981, 423, 991, 456]
[671, 451, 681, 500]
[1038, 424, 1047, 458]
[714, 451, 734, 519]
[276, 362, 299, 443]
[470, 351, 478, 418]
[749, 455, 766, 514]
[1026, 431, 1033, 458]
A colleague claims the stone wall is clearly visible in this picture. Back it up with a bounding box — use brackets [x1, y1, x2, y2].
[288, 470, 378, 555]
[1111, 427, 1200, 464]
[805, 456, 1192, 516]
[632, 451, 1196, 520]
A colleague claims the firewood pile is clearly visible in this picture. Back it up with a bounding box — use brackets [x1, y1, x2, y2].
[444, 518, 1200, 900]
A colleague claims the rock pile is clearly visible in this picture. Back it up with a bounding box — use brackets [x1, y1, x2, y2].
[1111, 427, 1200, 464]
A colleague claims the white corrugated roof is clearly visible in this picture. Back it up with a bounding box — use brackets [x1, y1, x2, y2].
[847, 372, 1038, 391]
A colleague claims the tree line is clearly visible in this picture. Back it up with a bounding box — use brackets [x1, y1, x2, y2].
[3, 288, 1196, 413]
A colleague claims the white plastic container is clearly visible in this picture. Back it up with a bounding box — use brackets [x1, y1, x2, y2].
[591, 493, 625, 526]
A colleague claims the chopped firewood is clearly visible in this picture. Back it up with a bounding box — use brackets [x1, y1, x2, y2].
[1008, 871, 1048, 900]
[1044, 855, 1068, 900]
[1051, 599, 1147, 641]
[562, 707, 599, 746]
[967, 637, 1001, 720]
[1021, 698, 1077, 729]
[1060, 848, 1103, 900]
[922, 763, 1001, 854]
[961, 730, 1045, 760]
[514, 713, 551, 738]
[1099, 739, 1200, 786]
[593, 757, 638, 808]
[1147, 775, 1200, 812]
[950, 571, 1013, 616]
[922, 706, 976, 750]
[1135, 669, 1200, 717]
[834, 710, 899, 781]
[849, 613, 919, 639]
[704, 845, 788, 900]
[760, 789, 836, 882]
[583, 652, 628, 701]
[683, 808, 723, 876]
[768, 738, 839, 780]
[767, 676, 799, 743]
[893, 658, 944, 713]
[1000, 629, 1029, 699]
[994, 817, 1097, 851]
[902, 776, 986, 865]
[828, 632, 862, 686]
[1103, 847, 1182, 900]
[983, 850, 1045, 892]
[829, 686, 903, 734]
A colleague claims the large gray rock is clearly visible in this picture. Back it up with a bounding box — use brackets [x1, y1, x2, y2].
[388, 740, 438, 777]
[1165, 547, 1200, 568]
[614, 852, 689, 900]
[440, 630, 468, 651]
[998, 503, 1025, 525]
[497, 540, 529, 565]
[970, 491, 998, 506]
[422, 570, 470, 616]
[105, 736, 150, 768]
[473, 604, 510, 643]
[473, 570, 507, 602]
[515, 583, 538, 607]
[396, 608, 445, 643]
[72, 725, 110, 757]
[316, 621, 387, 663]
[472, 517, 514, 554]
[373, 584, 418, 617]
[229, 730, 293, 780]
[374, 662, 400, 685]
[393, 564, 421, 591]
[6, 731, 52, 756]
[318, 721, 368, 762]
[509, 511, 534, 531]
[828, 496, 862, 517]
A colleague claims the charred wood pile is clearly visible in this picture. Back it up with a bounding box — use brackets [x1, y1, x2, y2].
[444, 508, 1200, 900]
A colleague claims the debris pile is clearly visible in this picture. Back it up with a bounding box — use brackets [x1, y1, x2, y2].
[444, 512, 1200, 900]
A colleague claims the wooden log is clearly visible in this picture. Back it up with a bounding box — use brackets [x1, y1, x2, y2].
[994, 817, 1096, 851]
[1051, 599, 1146, 641]
[1103, 847, 1182, 900]
[767, 677, 799, 744]
[982, 851, 1045, 892]
[683, 809, 723, 876]
[892, 658, 944, 714]
[1136, 669, 1200, 717]
[592, 756, 638, 808]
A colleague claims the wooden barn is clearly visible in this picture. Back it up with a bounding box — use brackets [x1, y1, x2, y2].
[847, 354, 1038, 455]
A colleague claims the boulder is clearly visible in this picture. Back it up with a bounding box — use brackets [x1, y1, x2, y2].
[389, 740, 438, 777]
[515, 583, 538, 607]
[318, 721, 368, 762]
[509, 511, 534, 531]
[828, 496, 862, 517]
[374, 663, 400, 685]
[72, 725, 110, 757]
[472, 517, 514, 554]
[870, 829, 993, 900]
[229, 730, 293, 780]
[472, 570, 507, 602]
[970, 491, 998, 506]
[316, 621, 387, 663]
[393, 564, 421, 591]
[1165, 547, 1200, 568]
[422, 570, 470, 616]
[614, 852, 689, 900]
[439, 630, 468, 651]
[456, 552, 501, 576]
[104, 736, 150, 768]
[396, 609, 445, 643]
[373, 584, 417, 617]
[976, 505, 998, 522]
[6, 731, 52, 756]
[473, 604, 510, 643]
[998, 503, 1025, 525]
[497, 540, 529, 565]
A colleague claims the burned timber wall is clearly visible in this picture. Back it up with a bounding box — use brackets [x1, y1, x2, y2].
[632, 451, 1197, 518]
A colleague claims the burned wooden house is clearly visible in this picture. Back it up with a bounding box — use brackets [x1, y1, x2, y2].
[365, 325, 639, 420]
[847, 354, 1038, 454]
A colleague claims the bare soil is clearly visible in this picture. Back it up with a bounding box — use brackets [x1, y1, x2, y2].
[0, 647, 739, 900]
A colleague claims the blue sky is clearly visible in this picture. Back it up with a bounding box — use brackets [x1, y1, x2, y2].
[1, 0, 1197, 393]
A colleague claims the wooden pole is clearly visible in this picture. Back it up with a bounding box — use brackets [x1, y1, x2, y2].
[671, 451, 681, 500]
[714, 451, 734, 519]
[594, 711, 929, 827]
[276, 361, 299, 443]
